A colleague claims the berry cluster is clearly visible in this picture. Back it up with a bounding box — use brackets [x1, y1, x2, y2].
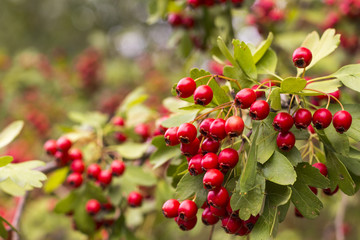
[112, 116, 152, 143]
[247, 0, 285, 29]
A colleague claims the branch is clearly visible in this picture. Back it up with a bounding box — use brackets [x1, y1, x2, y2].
[238, 130, 253, 155]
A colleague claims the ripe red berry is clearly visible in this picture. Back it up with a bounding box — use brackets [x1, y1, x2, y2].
[225, 116, 244, 137]
[202, 207, 219, 225]
[209, 205, 227, 218]
[276, 132, 296, 151]
[333, 110, 352, 133]
[177, 123, 197, 144]
[323, 186, 339, 196]
[292, 47, 312, 68]
[128, 191, 143, 207]
[162, 199, 180, 218]
[309, 186, 318, 195]
[87, 164, 101, 179]
[70, 160, 85, 173]
[187, 0, 201, 8]
[98, 170, 113, 186]
[180, 138, 200, 157]
[66, 172, 83, 188]
[218, 148, 239, 171]
[86, 199, 101, 215]
[330, 90, 341, 102]
[249, 100, 270, 120]
[68, 148, 83, 161]
[207, 187, 229, 208]
[135, 123, 150, 141]
[203, 169, 224, 190]
[176, 77, 196, 98]
[182, 17, 195, 29]
[243, 214, 259, 234]
[44, 139, 57, 155]
[209, 118, 227, 140]
[251, 85, 265, 98]
[235, 88, 257, 109]
[188, 154, 204, 176]
[313, 108, 332, 129]
[111, 160, 126, 176]
[112, 116, 125, 126]
[199, 118, 215, 137]
[201, 152, 219, 171]
[221, 216, 243, 234]
[54, 151, 71, 166]
[312, 162, 328, 176]
[294, 207, 303, 218]
[308, 124, 315, 134]
[114, 132, 127, 143]
[273, 112, 294, 132]
[56, 137, 72, 152]
[178, 200, 198, 220]
[201, 137, 220, 154]
[164, 127, 180, 146]
[194, 85, 213, 106]
[168, 13, 183, 27]
[293, 108, 312, 129]
[175, 216, 197, 231]
[226, 200, 239, 217]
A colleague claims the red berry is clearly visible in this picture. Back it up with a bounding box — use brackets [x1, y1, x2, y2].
[128, 191, 143, 207]
[66, 172, 83, 188]
[87, 164, 101, 179]
[226, 200, 239, 217]
[86, 199, 101, 215]
[251, 85, 265, 98]
[183, 17, 195, 29]
[180, 138, 200, 157]
[56, 137, 72, 152]
[249, 100, 270, 120]
[175, 216, 197, 231]
[209, 118, 227, 140]
[218, 148, 239, 171]
[207, 186, 229, 208]
[199, 118, 215, 137]
[164, 127, 180, 146]
[187, 0, 201, 8]
[54, 151, 71, 166]
[44, 139, 57, 155]
[194, 85, 213, 106]
[312, 162, 328, 176]
[162, 199, 180, 218]
[201, 152, 219, 171]
[209, 205, 227, 218]
[70, 160, 85, 173]
[188, 154, 204, 176]
[178, 200, 198, 220]
[333, 110, 352, 133]
[135, 123, 150, 141]
[203, 169, 224, 190]
[68, 148, 83, 161]
[98, 170, 112, 186]
[158, 115, 169, 134]
[330, 90, 341, 102]
[202, 207, 219, 225]
[292, 47, 312, 68]
[293, 108, 312, 129]
[114, 132, 127, 143]
[221, 216, 243, 234]
[235, 88, 257, 109]
[177, 123, 197, 144]
[273, 112, 294, 132]
[112, 116, 125, 126]
[294, 207, 303, 218]
[323, 186, 339, 196]
[168, 13, 183, 27]
[243, 214, 259, 234]
[176, 77, 196, 98]
[309, 186, 318, 195]
[308, 124, 315, 134]
[276, 132, 296, 151]
[201, 137, 220, 154]
[313, 108, 332, 129]
[225, 116, 244, 137]
[111, 160, 126, 176]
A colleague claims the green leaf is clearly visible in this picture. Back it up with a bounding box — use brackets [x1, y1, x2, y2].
[150, 137, 181, 169]
[223, 65, 252, 91]
[233, 40, 257, 80]
[256, 123, 277, 164]
[332, 64, 360, 93]
[0, 156, 13, 167]
[324, 126, 349, 155]
[282, 147, 303, 166]
[175, 173, 207, 208]
[161, 110, 199, 128]
[261, 152, 297, 185]
[0, 220, 8, 239]
[256, 49, 277, 75]
[269, 87, 281, 111]
[74, 198, 95, 235]
[54, 191, 78, 214]
[122, 165, 157, 187]
[291, 127, 310, 140]
[68, 111, 108, 128]
[302, 79, 341, 95]
[217, 36, 237, 67]
[346, 119, 360, 141]
[294, 162, 330, 188]
[0, 120, 24, 149]
[118, 87, 148, 113]
[114, 142, 149, 159]
[44, 167, 69, 193]
[254, 32, 274, 63]
[281, 77, 307, 93]
[336, 154, 360, 176]
[266, 182, 292, 206]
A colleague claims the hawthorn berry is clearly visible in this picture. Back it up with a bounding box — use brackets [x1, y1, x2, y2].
[177, 123, 197, 144]
[292, 47, 312, 68]
[70, 160, 85, 173]
[312, 162, 328, 176]
[309, 186, 318, 195]
[194, 85, 213, 106]
[243, 214, 259, 233]
[308, 124, 315, 134]
[168, 13, 183, 27]
[187, 0, 201, 8]
[249, 100, 270, 120]
[209, 205, 227, 218]
[201, 152, 219, 171]
[251, 85, 265, 98]
[44, 139, 57, 155]
[114, 132, 127, 143]
[87, 163, 101, 179]
[293, 108, 312, 129]
[135, 123, 150, 141]
[188, 154, 204, 176]
[276, 132, 296, 151]
[175, 216, 197, 231]
[56, 137, 72, 152]
[98, 170, 113, 186]
[202, 207, 219, 225]
[86, 199, 101, 215]
[178, 200, 198, 220]
[209, 118, 227, 140]
[128, 191, 143, 207]
[225, 116, 244, 137]
[333, 110, 352, 133]
[201, 137, 220, 154]
[235, 88, 257, 109]
[162, 199, 180, 218]
[221, 216, 243, 234]
[294, 207, 303, 218]
[203, 169, 224, 190]
[176, 77, 196, 98]
[273, 112, 294, 132]
[182, 17, 195, 29]
[180, 138, 200, 157]
[164, 127, 180, 146]
[199, 118, 215, 137]
[207, 186, 229, 208]
[66, 172, 83, 188]
[112, 116, 125, 126]
[68, 148, 83, 161]
[323, 186, 339, 196]
[218, 148, 239, 171]
[110, 160, 126, 176]
[54, 151, 71, 166]
[313, 108, 332, 129]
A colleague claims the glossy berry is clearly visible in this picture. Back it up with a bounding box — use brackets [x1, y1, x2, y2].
[111, 160, 126, 176]
[333, 110, 352, 133]
[235, 88, 257, 109]
[276, 132, 296, 151]
[225, 116, 244, 137]
[293, 108, 312, 129]
[128, 191, 143, 207]
[203, 169, 224, 190]
[178, 200, 198, 220]
[112, 116, 125, 126]
[164, 127, 180, 146]
[209, 118, 227, 140]
[187, 0, 201, 8]
[273, 112, 294, 132]
[177, 123, 197, 144]
[70, 160, 85, 173]
[44, 139, 57, 155]
[221, 216, 243, 234]
[309, 186, 318, 195]
[54, 151, 70, 166]
[202, 207, 219, 225]
[98, 170, 113, 186]
[313, 108, 332, 129]
[249, 100, 270, 120]
[188, 154, 204, 176]
[56, 137, 72, 152]
[292, 47, 312, 68]
[308, 124, 315, 134]
[323, 186, 339, 196]
[251, 85, 265, 98]
[86, 199, 101, 215]
[135, 123, 150, 141]
[175, 216, 197, 231]
[201, 153, 219, 171]
[226, 200, 239, 217]
[199, 118, 215, 137]
[66, 172, 83, 188]
[168, 13, 183, 27]
[207, 187, 229, 208]
[176, 77, 196, 98]
[312, 162, 328, 176]
[87, 163, 101, 179]
[201, 138, 220, 154]
[218, 148, 239, 171]
[162, 199, 180, 218]
[180, 138, 200, 157]
[68, 148, 83, 161]
[194, 85, 213, 106]
[114, 132, 127, 143]
[243, 214, 259, 233]
[209, 205, 227, 218]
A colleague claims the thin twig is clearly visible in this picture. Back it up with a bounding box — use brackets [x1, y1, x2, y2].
[11, 192, 29, 240]
[208, 225, 215, 240]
